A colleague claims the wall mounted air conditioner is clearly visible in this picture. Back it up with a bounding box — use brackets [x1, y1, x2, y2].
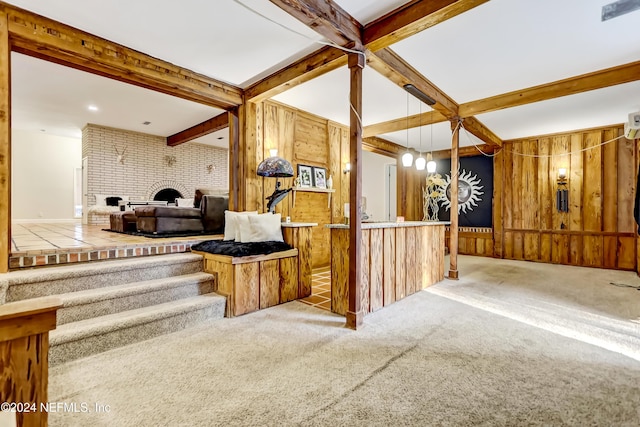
[624, 112, 640, 139]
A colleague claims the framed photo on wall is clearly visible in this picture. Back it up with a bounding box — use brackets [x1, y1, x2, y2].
[297, 164, 313, 188]
[313, 167, 327, 189]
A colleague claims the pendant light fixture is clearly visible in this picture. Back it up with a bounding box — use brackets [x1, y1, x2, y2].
[415, 101, 426, 171]
[426, 116, 437, 173]
[401, 91, 414, 167]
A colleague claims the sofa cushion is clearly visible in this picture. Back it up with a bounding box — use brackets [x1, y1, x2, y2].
[194, 188, 229, 208]
[175, 198, 195, 207]
[201, 195, 229, 233]
[137, 217, 204, 234]
[95, 194, 129, 206]
[134, 206, 201, 218]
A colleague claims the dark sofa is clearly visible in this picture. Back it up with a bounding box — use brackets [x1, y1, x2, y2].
[134, 195, 228, 234]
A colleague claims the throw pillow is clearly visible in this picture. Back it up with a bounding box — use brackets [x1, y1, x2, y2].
[105, 196, 122, 207]
[241, 213, 284, 243]
[223, 210, 257, 241]
[94, 194, 107, 206]
[235, 214, 252, 241]
[176, 198, 195, 207]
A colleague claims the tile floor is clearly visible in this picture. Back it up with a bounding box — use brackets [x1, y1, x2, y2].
[9, 222, 221, 269]
[300, 267, 331, 312]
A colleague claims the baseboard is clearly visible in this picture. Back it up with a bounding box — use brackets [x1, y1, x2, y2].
[12, 218, 81, 224]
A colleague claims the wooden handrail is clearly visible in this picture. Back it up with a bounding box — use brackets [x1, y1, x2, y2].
[0, 297, 62, 427]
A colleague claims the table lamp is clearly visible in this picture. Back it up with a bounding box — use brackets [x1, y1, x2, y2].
[257, 151, 294, 213]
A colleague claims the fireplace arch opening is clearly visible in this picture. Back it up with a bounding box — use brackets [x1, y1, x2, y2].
[154, 188, 183, 203]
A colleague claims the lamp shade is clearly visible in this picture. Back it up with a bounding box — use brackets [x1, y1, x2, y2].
[402, 152, 414, 167]
[426, 160, 437, 173]
[415, 156, 426, 171]
[257, 156, 294, 178]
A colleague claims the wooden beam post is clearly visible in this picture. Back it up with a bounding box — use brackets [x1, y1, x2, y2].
[228, 109, 242, 212]
[346, 51, 365, 330]
[0, 11, 10, 273]
[448, 119, 460, 280]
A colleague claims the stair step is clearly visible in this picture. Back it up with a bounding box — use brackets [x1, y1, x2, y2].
[49, 293, 226, 365]
[4, 253, 204, 302]
[52, 272, 215, 325]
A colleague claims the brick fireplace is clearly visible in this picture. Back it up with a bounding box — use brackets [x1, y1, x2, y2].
[82, 124, 228, 225]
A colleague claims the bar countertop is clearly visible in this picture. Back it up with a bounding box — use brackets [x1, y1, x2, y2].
[326, 221, 450, 229]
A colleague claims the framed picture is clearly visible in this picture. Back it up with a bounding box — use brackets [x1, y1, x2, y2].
[313, 167, 327, 189]
[297, 164, 313, 188]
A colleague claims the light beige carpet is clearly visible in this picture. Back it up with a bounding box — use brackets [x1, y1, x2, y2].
[48, 256, 640, 427]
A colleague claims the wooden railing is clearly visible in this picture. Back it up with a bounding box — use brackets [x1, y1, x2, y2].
[0, 297, 61, 427]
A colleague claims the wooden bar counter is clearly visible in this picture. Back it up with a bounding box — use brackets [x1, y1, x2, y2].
[327, 221, 448, 316]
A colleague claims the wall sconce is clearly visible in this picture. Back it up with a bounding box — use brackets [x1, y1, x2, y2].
[557, 168, 567, 184]
[343, 163, 351, 174]
[556, 168, 569, 212]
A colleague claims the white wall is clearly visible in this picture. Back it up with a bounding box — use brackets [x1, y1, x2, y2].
[362, 150, 396, 221]
[11, 130, 82, 220]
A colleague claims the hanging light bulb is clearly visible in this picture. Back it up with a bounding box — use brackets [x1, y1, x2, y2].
[415, 100, 425, 170]
[403, 91, 413, 167]
[402, 152, 414, 167]
[426, 153, 437, 173]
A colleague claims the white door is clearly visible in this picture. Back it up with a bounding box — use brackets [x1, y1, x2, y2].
[82, 157, 88, 224]
[385, 164, 397, 221]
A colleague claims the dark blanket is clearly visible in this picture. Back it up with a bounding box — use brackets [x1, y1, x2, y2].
[191, 240, 293, 257]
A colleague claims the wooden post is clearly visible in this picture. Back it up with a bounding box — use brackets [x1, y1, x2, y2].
[0, 298, 62, 427]
[0, 11, 10, 273]
[448, 119, 460, 279]
[346, 51, 365, 330]
[243, 101, 263, 212]
[228, 108, 242, 211]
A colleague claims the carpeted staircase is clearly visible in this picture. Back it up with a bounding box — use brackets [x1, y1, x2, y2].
[2, 253, 226, 365]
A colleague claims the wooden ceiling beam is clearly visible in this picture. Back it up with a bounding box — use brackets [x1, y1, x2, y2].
[367, 48, 501, 147]
[364, 0, 490, 52]
[3, 4, 243, 110]
[363, 136, 404, 156]
[368, 48, 459, 119]
[459, 116, 502, 147]
[459, 60, 640, 117]
[268, 0, 362, 48]
[245, 46, 347, 102]
[431, 143, 496, 160]
[363, 110, 447, 138]
[167, 112, 228, 147]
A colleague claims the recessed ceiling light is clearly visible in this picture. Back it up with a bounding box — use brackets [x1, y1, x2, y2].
[217, 136, 224, 140]
[142, 121, 151, 125]
[88, 105, 99, 112]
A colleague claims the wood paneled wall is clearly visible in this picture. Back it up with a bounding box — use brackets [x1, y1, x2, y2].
[240, 100, 430, 268]
[445, 227, 494, 257]
[495, 125, 637, 270]
[242, 101, 351, 268]
[397, 164, 426, 221]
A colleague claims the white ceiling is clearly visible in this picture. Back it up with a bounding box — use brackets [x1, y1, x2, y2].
[6, 0, 640, 153]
